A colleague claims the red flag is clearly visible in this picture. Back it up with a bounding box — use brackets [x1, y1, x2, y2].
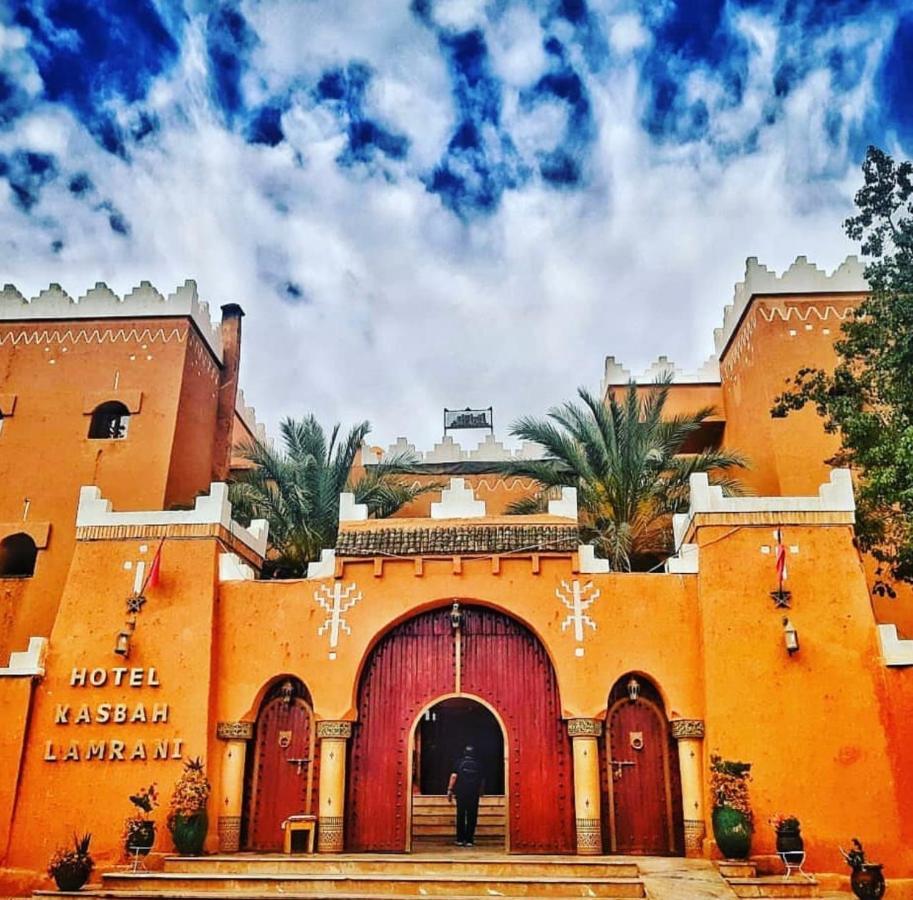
[775, 529, 788, 584]
[146, 543, 163, 591]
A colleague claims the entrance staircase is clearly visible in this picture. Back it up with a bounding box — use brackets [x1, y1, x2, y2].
[39, 853, 646, 899]
[411, 794, 505, 850]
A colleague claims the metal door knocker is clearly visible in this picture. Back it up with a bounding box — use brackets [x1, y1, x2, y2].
[629, 731, 644, 751]
[278, 730, 293, 749]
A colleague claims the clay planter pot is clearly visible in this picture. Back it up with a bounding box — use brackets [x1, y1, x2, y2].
[52, 864, 91, 892]
[712, 805, 753, 860]
[851, 864, 886, 900]
[775, 824, 804, 855]
[126, 820, 156, 857]
[170, 811, 208, 856]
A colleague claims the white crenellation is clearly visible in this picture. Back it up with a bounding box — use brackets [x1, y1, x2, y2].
[548, 487, 578, 519]
[219, 552, 256, 582]
[307, 549, 336, 580]
[382, 436, 545, 464]
[76, 481, 268, 558]
[578, 544, 610, 574]
[235, 389, 269, 444]
[600, 354, 720, 391]
[714, 256, 868, 357]
[665, 543, 699, 574]
[0, 278, 224, 361]
[877, 624, 913, 667]
[339, 492, 368, 523]
[0, 637, 48, 678]
[430, 478, 486, 519]
[673, 469, 855, 547]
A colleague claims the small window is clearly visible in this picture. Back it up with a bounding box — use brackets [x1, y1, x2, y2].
[88, 401, 130, 439]
[0, 410, 4, 435]
[0, 533, 38, 578]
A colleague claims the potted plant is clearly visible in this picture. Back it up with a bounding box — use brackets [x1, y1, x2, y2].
[123, 783, 158, 858]
[769, 814, 803, 855]
[167, 757, 211, 856]
[710, 755, 753, 859]
[47, 833, 93, 892]
[841, 839, 886, 899]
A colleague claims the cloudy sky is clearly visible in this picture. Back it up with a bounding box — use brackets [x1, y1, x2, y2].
[1, 0, 910, 450]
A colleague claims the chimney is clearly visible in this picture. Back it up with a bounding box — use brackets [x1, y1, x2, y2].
[212, 303, 244, 483]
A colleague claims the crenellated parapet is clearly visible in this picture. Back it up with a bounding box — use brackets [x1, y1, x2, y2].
[0, 279, 224, 362]
[381, 434, 545, 464]
[714, 255, 868, 358]
[235, 389, 269, 444]
[601, 354, 720, 391]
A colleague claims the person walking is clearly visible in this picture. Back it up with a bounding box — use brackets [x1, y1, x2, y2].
[447, 745, 483, 847]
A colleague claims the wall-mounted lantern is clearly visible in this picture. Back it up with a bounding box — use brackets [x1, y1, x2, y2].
[450, 601, 462, 631]
[626, 676, 641, 702]
[114, 626, 132, 657]
[782, 617, 800, 655]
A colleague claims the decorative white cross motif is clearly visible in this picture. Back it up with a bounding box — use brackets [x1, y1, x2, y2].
[556, 579, 600, 651]
[314, 582, 362, 657]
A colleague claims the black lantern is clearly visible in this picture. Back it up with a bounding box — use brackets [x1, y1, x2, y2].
[626, 676, 641, 702]
[450, 601, 462, 630]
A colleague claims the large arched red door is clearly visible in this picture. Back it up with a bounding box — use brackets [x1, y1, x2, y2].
[346, 604, 574, 853]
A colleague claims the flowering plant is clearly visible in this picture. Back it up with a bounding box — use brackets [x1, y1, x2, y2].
[840, 838, 869, 872]
[709, 755, 753, 823]
[768, 814, 800, 832]
[129, 783, 159, 815]
[48, 833, 93, 880]
[168, 757, 211, 823]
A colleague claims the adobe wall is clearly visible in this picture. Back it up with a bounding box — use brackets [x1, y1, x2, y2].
[718, 292, 862, 496]
[0, 316, 194, 658]
[215, 558, 704, 724]
[3, 536, 221, 879]
[694, 519, 911, 872]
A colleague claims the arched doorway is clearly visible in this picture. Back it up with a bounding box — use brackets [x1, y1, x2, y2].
[602, 674, 684, 855]
[346, 603, 574, 853]
[411, 696, 506, 850]
[243, 678, 317, 850]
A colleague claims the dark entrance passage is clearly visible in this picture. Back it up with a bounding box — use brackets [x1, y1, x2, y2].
[417, 698, 504, 795]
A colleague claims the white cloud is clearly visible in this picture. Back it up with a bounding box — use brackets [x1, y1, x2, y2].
[0, 1, 894, 456]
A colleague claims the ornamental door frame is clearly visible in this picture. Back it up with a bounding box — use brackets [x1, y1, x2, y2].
[404, 692, 510, 852]
[605, 694, 677, 855]
[244, 679, 317, 850]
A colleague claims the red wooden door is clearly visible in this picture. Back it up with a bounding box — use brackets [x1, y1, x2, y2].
[247, 696, 316, 850]
[461, 607, 574, 853]
[346, 605, 574, 853]
[607, 699, 673, 854]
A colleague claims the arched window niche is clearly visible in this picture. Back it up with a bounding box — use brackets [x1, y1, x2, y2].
[88, 401, 130, 440]
[0, 532, 38, 578]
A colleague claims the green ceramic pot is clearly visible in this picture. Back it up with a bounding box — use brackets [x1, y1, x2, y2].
[52, 862, 91, 892]
[170, 811, 208, 856]
[712, 805, 753, 860]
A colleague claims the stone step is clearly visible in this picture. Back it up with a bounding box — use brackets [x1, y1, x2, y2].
[100, 872, 645, 898]
[716, 860, 758, 878]
[727, 876, 819, 898]
[412, 810, 506, 821]
[162, 854, 639, 879]
[411, 824, 505, 836]
[412, 795, 505, 803]
[41, 892, 640, 900]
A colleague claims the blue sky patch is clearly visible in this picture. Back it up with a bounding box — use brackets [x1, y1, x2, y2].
[0, 149, 57, 211]
[11, 0, 178, 155]
[206, 2, 258, 122]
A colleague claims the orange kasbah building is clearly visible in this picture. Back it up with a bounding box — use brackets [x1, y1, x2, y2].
[0, 257, 912, 894]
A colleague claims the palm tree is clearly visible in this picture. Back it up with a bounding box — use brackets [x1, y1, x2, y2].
[229, 415, 438, 577]
[500, 381, 749, 571]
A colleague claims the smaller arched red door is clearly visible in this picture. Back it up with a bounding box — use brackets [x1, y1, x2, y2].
[244, 679, 317, 850]
[603, 675, 683, 855]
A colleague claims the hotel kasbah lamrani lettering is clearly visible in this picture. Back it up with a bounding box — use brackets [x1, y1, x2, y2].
[43, 666, 184, 763]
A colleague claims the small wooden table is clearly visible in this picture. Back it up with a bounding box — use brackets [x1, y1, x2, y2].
[282, 815, 317, 854]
